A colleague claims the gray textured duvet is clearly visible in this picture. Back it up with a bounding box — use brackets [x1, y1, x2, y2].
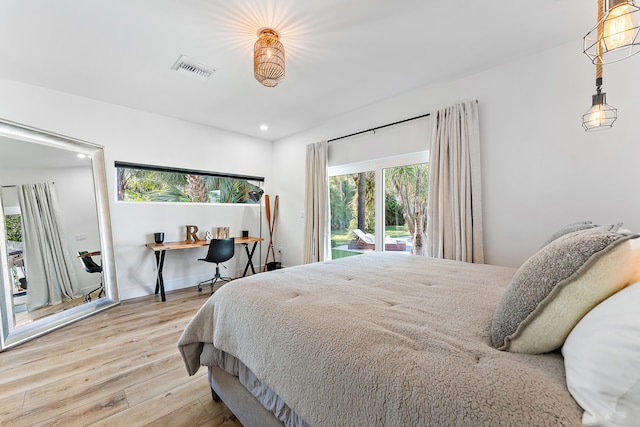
[178, 252, 582, 426]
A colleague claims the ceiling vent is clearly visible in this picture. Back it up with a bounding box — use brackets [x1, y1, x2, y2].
[171, 55, 215, 81]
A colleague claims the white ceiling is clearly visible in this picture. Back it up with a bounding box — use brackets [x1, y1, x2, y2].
[0, 0, 594, 141]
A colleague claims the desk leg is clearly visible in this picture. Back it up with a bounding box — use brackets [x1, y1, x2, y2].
[242, 242, 259, 277]
[154, 250, 167, 302]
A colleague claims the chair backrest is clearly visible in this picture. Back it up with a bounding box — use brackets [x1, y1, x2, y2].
[202, 238, 235, 264]
[77, 251, 102, 274]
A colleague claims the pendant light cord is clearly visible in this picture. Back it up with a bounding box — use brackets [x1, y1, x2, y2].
[596, 0, 604, 80]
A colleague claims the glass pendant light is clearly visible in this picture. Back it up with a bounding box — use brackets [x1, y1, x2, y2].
[583, 0, 619, 130]
[584, 0, 640, 64]
[582, 77, 617, 131]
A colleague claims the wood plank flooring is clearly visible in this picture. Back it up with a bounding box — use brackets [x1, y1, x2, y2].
[0, 287, 243, 427]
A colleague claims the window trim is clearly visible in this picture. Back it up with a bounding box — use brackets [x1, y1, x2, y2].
[114, 161, 264, 183]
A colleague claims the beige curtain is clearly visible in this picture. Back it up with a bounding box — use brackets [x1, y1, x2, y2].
[18, 182, 82, 311]
[427, 101, 484, 263]
[303, 141, 329, 263]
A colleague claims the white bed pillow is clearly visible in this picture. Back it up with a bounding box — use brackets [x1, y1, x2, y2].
[562, 281, 640, 427]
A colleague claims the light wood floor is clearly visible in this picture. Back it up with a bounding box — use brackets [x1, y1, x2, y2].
[0, 287, 243, 427]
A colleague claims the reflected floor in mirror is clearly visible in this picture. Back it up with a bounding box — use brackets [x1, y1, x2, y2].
[13, 288, 104, 328]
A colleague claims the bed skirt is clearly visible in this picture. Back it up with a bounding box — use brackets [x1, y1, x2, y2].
[201, 342, 308, 427]
[208, 366, 283, 427]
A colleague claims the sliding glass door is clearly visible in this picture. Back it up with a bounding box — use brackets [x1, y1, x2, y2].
[329, 152, 429, 259]
[383, 162, 429, 256]
[330, 171, 375, 259]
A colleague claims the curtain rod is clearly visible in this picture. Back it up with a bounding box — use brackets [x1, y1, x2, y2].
[327, 112, 431, 143]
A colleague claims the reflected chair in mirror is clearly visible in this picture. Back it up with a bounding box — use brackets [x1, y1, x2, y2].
[77, 251, 104, 302]
[197, 238, 235, 294]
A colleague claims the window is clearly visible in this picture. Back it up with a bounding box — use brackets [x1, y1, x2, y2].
[2, 189, 25, 294]
[329, 152, 428, 258]
[4, 213, 22, 242]
[115, 162, 264, 204]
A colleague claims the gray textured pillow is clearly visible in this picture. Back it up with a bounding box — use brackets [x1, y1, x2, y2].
[540, 221, 596, 247]
[490, 228, 640, 354]
[541, 222, 624, 248]
[542, 221, 597, 247]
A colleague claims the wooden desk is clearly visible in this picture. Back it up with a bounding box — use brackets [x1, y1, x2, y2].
[145, 237, 263, 301]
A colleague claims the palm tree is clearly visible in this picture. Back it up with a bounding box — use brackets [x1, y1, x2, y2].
[210, 177, 246, 203]
[385, 164, 429, 255]
[186, 174, 207, 202]
[350, 172, 375, 233]
[356, 172, 366, 232]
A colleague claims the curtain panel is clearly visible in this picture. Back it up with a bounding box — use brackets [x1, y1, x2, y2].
[427, 101, 484, 263]
[18, 182, 82, 311]
[303, 141, 329, 264]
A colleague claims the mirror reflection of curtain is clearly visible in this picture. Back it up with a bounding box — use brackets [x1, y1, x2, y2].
[17, 182, 82, 311]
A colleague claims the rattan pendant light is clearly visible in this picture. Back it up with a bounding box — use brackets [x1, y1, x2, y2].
[254, 28, 285, 87]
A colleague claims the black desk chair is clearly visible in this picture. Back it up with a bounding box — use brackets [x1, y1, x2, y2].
[197, 238, 235, 294]
[77, 251, 104, 301]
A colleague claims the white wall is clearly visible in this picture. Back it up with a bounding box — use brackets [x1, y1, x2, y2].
[0, 79, 273, 299]
[273, 39, 640, 268]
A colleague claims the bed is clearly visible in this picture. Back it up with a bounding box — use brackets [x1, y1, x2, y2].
[178, 226, 640, 427]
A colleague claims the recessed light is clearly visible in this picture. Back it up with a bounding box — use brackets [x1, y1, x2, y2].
[77, 154, 86, 159]
[260, 124, 269, 131]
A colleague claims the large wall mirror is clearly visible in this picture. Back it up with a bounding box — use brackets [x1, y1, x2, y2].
[0, 119, 119, 350]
